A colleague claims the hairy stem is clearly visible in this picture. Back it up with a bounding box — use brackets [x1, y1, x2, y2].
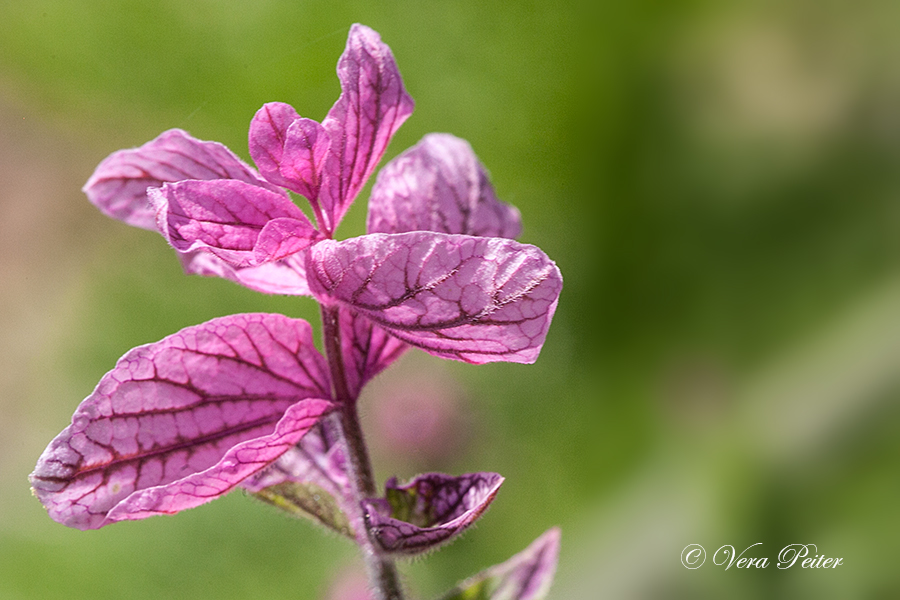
[321, 304, 405, 600]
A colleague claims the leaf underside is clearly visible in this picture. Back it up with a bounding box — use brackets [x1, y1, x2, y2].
[252, 480, 354, 538]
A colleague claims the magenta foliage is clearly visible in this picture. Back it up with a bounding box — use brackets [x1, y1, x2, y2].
[440, 528, 561, 600]
[484, 527, 561, 600]
[368, 133, 522, 239]
[30, 314, 333, 530]
[150, 179, 322, 267]
[83, 128, 282, 232]
[248, 24, 413, 237]
[33, 21, 562, 600]
[308, 233, 560, 364]
[363, 472, 504, 555]
[249, 102, 330, 203]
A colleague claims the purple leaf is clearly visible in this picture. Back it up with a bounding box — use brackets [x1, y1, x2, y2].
[337, 306, 408, 399]
[84, 129, 281, 231]
[30, 314, 334, 530]
[362, 472, 503, 555]
[439, 528, 561, 600]
[249, 102, 330, 206]
[319, 24, 415, 235]
[368, 133, 522, 239]
[178, 250, 313, 296]
[306, 232, 563, 364]
[244, 421, 348, 495]
[150, 179, 321, 268]
[242, 419, 356, 537]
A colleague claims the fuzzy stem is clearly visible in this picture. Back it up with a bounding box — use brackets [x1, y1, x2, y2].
[320, 304, 405, 600]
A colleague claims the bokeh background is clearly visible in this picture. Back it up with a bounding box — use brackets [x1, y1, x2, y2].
[2, 1, 899, 598]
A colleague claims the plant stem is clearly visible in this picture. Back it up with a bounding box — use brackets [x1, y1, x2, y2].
[320, 304, 405, 600]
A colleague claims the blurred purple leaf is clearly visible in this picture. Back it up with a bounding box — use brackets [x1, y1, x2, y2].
[438, 528, 561, 600]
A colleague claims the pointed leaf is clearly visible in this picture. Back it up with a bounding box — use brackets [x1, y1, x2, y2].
[362, 472, 503, 555]
[319, 24, 415, 234]
[338, 307, 408, 399]
[179, 250, 313, 296]
[368, 133, 522, 239]
[438, 528, 561, 600]
[84, 129, 282, 230]
[243, 419, 356, 538]
[30, 313, 334, 530]
[249, 102, 330, 204]
[150, 179, 321, 268]
[306, 232, 563, 364]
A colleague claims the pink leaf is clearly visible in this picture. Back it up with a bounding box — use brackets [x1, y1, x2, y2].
[307, 232, 562, 364]
[337, 307, 408, 399]
[319, 24, 415, 235]
[106, 399, 331, 525]
[368, 133, 522, 239]
[439, 528, 561, 600]
[30, 314, 334, 530]
[249, 103, 330, 205]
[84, 129, 281, 231]
[363, 472, 503, 555]
[150, 180, 321, 268]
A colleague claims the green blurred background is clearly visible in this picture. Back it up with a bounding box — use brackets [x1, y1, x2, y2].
[2, 1, 899, 598]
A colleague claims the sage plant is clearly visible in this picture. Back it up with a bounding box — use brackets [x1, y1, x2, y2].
[30, 24, 562, 600]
